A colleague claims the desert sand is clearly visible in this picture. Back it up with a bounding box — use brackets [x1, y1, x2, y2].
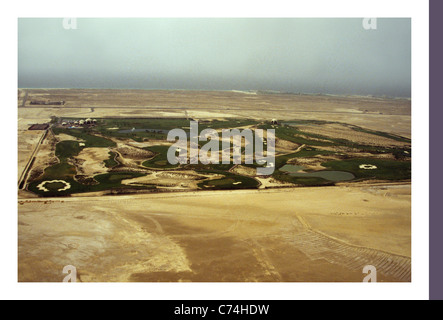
[18, 184, 410, 282]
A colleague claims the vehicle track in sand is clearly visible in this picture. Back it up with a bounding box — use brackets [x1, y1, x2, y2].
[291, 214, 411, 282]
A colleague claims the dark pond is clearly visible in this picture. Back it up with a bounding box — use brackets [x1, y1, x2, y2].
[279, 164, 355, 182]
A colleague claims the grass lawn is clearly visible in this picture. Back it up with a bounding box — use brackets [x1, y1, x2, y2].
[55, 140, 84, 160]
[322, 158, 411, 180]
[93, 118, 257, 142]
[345, 124, 411, 143]
[52, 128, 116, 148]
[28, 171, 152, 196]
[197, 170, 259, 190]
[104, 151, 119, 168]
[142, 145, 180, 169]
[40, 162, 77, 180]
[272, 171, 332, 186]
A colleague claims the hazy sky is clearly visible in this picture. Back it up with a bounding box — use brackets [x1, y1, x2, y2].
[18, 18, 411, 97]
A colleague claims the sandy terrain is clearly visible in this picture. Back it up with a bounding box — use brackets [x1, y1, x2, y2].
[126, 140, 173, 149]
[121, 170, 221, 190]
[18, 184, 410, 282]
[104, 137, 156, 168]
[18, 89, 411, 137]
[288, 156, 330, 171]
[17, 130, 45, 181]
[231, 165, 257, 177]
[56, 133, 85, 142]
[255, 176, 295, 189]
[275, 138, 300, 152]
[21, 131, 59, 184]
[297, 123, 410, 147]
[114, 145, 154, 161]
[73, 148, 111, 177]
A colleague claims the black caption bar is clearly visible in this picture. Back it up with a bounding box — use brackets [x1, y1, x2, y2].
[151, 301, 292, 318]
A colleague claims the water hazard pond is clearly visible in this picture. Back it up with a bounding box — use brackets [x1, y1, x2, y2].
[279, 164, 355, 182]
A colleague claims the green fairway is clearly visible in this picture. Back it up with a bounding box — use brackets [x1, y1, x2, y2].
[41, 162, 77, 180]
[322, 159, 411, 180]
[28, 171, 153, 196]
[197, 170, 260, 190]
[104, 151, 119, 168]
[93, 118, 257, 142]
[52, 128, 116, 148]
[276, 174, 332, 186]
[43, 181, 69, 192]
[142, 145, 180, 169]
[55, 140, 84, 160]
[345, 124, 411, 143]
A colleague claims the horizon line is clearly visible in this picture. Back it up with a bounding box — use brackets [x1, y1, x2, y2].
[17, 87, 411, 100]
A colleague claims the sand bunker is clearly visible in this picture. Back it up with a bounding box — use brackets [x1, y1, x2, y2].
[360, 164, 378, 170]
[231, 165, 256, 177]
[115, 145, 155, 161]
[73, 147, 111, 177]
[37, 180, 71, 192]
[275, 138, 300, 151]
[122, 170, 222, 189]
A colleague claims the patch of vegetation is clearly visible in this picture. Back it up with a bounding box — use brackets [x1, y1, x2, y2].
[104, 151, 119, 168]
[283, 120, 411, 143]
[271, 170, 333, 186]
[322, 158, 411, 181]
[282, 120, 330, 126]
[98, 128, 168, 142]
[44, 181, 68, 192]
[28, 171, 153, 196]
[270, 144, 411, 185]
[93, 172, 147, 186]
[55, 141, 83, 161]
[197, 171, 259, 190]
[40, 162, 77, 180]
[345, 124, 411, 143]
[52, 128, 116, 148]
[392, 148, 412, 160]
[259, 123, 336, 147]
[185, 163, 234, 171]
[93, 118, 189, 142]
[142, 145, 180, 169]
[271, 147, 335, 186]
[141, 144, 237, 171]
[273, 147, 335, 170]
[92, 118, 257, 142]
[98, 118, 191, 130]
[259, 121, 410, 155]
[197, 119, 257, 130]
